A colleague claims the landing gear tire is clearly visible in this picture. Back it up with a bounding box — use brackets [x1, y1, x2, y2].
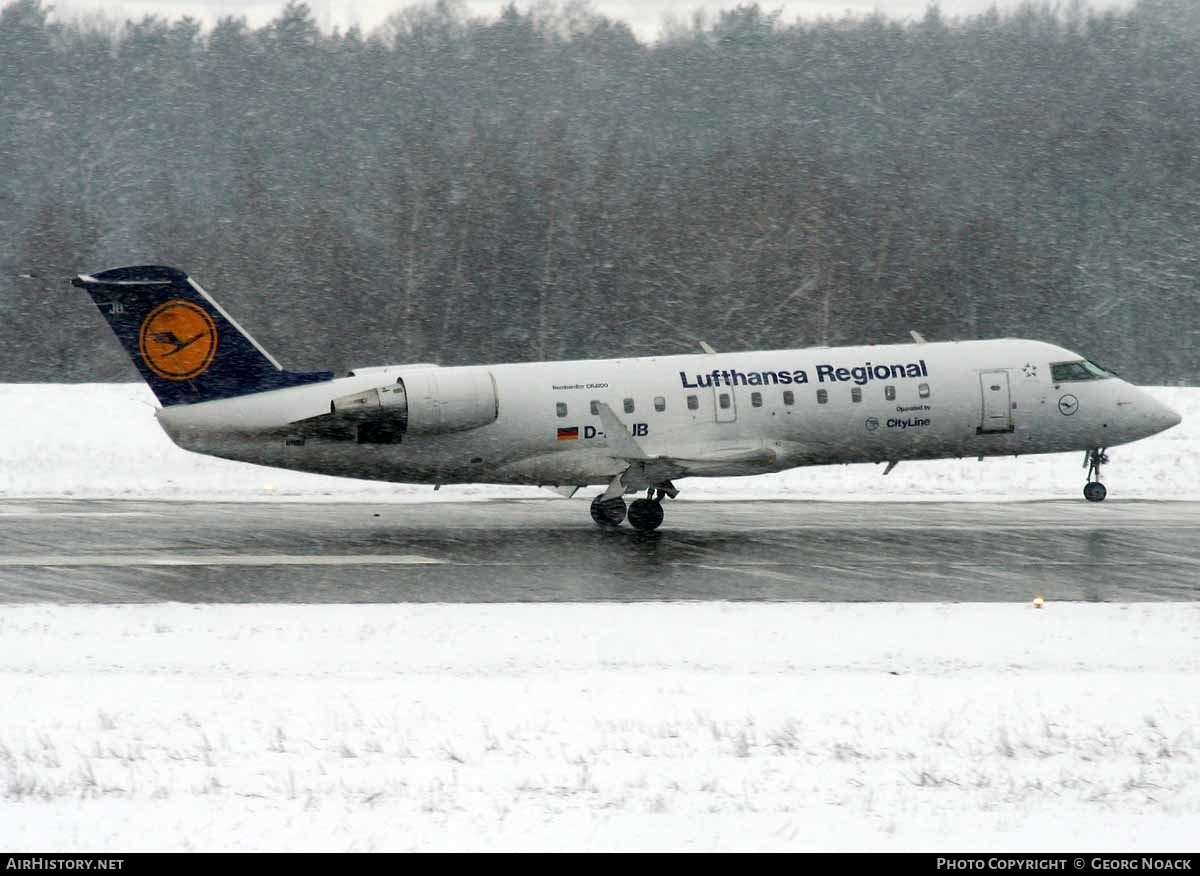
[627, 498, 664, 532]
[1083, 448, 1109, 502]
[590, 495, 627, 527]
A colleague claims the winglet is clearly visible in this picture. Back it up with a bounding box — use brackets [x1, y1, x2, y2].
[594, 403, 647, 459]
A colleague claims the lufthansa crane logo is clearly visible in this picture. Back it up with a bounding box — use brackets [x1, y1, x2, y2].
[138, 300, 217, 381]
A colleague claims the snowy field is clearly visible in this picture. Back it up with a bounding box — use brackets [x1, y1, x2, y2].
[0, 603, 1197, 851]
[0, 384, 1194, 502]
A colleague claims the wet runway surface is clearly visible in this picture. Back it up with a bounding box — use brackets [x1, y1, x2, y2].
[1, 499, 1198, 603]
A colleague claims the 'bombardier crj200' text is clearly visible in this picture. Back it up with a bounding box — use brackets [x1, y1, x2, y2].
[75, 266, 1181, 531]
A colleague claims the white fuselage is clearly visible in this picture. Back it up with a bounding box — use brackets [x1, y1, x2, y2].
[155, 338, 1180, 488]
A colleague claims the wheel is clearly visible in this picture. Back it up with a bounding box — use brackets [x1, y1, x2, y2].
[590, 495, 627, 527]
[1083, 482, 1107, 502]
[627, 498, 665, 532]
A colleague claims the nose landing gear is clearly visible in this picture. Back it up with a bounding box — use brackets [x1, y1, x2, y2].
[1084, 448, 1109, 502]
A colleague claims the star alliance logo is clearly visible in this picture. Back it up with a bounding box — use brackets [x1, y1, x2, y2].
[1023, 363, 1038, 378]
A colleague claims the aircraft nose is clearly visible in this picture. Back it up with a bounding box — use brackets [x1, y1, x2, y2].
[1159, 401, 1183, 431]
[1142, 392, 1182, 435]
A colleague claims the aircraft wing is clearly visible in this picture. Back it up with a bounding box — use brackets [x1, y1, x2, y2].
[593, 401, 778, 482]
[656, 446, 777, 472]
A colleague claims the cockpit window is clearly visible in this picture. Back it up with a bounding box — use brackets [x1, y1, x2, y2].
[1051, 360, 1113, 382]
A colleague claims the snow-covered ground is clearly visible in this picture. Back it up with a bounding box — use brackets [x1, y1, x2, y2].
[0, 384, 1194, 501]
[0, 603, 1197, 851]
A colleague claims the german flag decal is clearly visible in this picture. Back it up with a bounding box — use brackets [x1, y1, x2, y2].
[557, 427, 579, 441]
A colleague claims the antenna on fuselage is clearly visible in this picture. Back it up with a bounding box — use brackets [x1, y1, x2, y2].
[698, 341, 718, 355]
[909, 330, 927, 344]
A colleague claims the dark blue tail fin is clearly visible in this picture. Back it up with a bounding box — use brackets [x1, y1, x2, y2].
[74, 265, 332, 407]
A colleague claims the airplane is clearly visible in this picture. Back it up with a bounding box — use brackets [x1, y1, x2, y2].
[74, 265, 1182, 531]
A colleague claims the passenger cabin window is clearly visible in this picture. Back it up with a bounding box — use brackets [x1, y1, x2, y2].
[719, 393, 731, 410]
[1051, 360, 1112, 383]
[817, 389, 828, 404]
[556, 402, 567, 418]
[851, 387, 862, 403]
[687, 395, 699, 411]
[590, 400, 600, 415]
[624, 398, 635, 414]
[918, 383, 931, 399]
[783, 390, 795, 406]
[654, 396, 666, 412]
[751, 391, 763, 408]
[884, 386, 896, 401]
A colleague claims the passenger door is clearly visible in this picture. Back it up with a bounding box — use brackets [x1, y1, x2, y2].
[978, 370, 1013, 433]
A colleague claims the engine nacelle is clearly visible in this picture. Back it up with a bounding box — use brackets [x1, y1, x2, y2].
[331, 368, 498, 436]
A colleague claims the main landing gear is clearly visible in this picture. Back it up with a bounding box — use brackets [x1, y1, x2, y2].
[1084, 448, 1109, 502]
[627, 497, 665, 531]
[590, 485, 674, 532]
[589, 494, 627, 527]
